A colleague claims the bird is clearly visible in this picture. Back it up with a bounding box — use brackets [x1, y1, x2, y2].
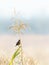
[16, 40, 21, 46]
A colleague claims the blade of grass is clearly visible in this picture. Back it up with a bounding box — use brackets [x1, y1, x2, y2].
[9, 46, 21, 65]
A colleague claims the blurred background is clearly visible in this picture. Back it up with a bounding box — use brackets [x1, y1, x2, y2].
[0, 0, 49, 65]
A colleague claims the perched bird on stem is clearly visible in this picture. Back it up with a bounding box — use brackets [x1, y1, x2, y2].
[16, 40, 21, 46]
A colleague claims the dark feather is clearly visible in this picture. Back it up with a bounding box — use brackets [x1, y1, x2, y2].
[16, 40, 20, 46]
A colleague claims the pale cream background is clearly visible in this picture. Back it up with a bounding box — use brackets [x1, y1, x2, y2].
[0, 34, 49, 65]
